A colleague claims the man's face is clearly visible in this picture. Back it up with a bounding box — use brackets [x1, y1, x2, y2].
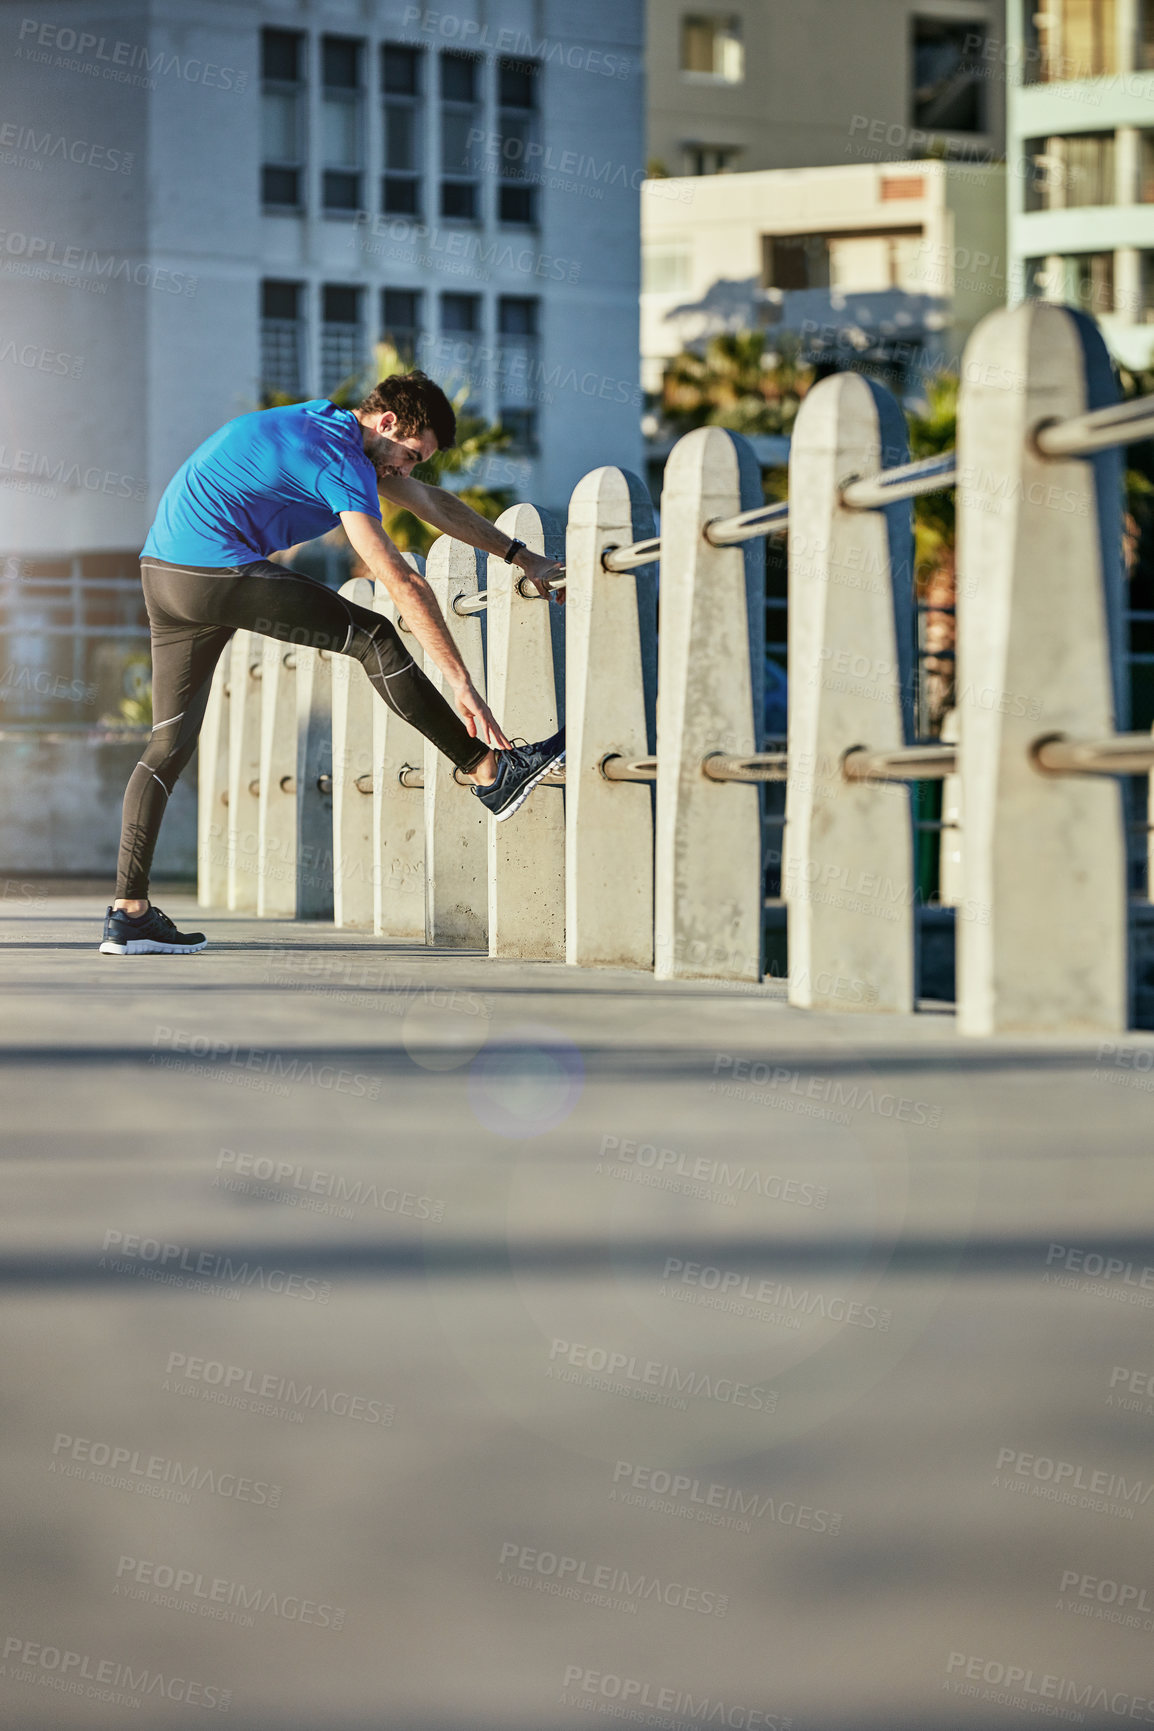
[362, 411, 439, 480]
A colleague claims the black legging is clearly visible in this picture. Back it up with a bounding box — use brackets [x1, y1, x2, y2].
[115, 556, 488, 899]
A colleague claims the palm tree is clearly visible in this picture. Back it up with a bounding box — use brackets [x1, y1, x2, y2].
[661, 330, 814, 438]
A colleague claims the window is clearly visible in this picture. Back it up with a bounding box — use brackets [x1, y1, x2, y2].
[497, 295, 539, 427]
[761, 230, 924, 293]
[497, 59, 539, 224]
[441, 52, 481, 221]
[498, 408, 538, 454]
[381, 288, 422, 363]
[680, 16, 744, 81]
[320, 284, 363, 394]
[1026, 252, 1116, 315]
[322, 36, 363, 214]
[1143, 0, 1154, 69]
[1024, 133, 1116, 210]
[912, 20, 987, 132]
[1023, 0, 1117, 84]
[681, 144, 740, 176]
[261, 29, 305, 210]
[642, 243, 692, 294]
[261, 279, 305, 397]
[382, 44, 422, 216]
[441, 292, 481, 333]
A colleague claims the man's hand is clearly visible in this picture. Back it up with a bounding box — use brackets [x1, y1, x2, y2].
[452, 675, 512, 751]
[516, 551, 566, 605]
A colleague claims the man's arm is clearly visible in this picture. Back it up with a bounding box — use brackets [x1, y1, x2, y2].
[339, 510, 511, 750]
[377, 473, 564, 601]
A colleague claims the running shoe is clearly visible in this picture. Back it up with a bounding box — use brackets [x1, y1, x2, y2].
[99, 903, 208, 955]
[470, 728, 565, 821]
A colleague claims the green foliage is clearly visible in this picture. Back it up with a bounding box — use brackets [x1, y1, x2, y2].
[662, 330, 815, 438]
[906, 372, 958, 591]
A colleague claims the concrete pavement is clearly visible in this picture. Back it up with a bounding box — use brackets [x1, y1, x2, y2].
[2, 890, 1154, 1730]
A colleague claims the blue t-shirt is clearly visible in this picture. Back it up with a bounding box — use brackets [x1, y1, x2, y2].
[142, 399, 381, 566]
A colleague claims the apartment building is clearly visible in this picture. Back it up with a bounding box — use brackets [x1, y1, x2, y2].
[0, 0, 644, 727]
[646, 0, 1005, 179]
[1007, 0, 1154, 366]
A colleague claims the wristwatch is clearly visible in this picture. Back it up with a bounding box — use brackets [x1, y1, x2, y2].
[502, 538, 526, 564]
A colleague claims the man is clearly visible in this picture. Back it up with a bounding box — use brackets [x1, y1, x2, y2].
[99, 371, 565, 956]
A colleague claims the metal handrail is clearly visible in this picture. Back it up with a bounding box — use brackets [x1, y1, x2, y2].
[601, 537, 662, 574]
[600, 754, 657, 782]
[705, 501, 790, 546]
[1035, 392, 1154, 459]
[702, 751, 789, 783]
[1029, 731, 1154, 776]
[841, 455, 958, 511]
[842, 744, 957, 782]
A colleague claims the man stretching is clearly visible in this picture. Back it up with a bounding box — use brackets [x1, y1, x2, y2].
[100, 371, 564, 956]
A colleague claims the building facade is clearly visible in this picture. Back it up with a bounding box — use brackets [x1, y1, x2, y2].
[1007, 0, 1154, 367]
[646, 0, 1005, 180]
[0, 0, 644, 729]
[642, 159, 1007, 399]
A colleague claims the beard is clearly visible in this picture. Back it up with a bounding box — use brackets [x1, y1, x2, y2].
[362, 427, 412, 481]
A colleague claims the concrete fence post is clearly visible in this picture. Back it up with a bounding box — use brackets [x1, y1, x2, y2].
[257, 638, 298, 918]
[197, 652, 230, 908]
[423, 536, 488, 947]
[485, 503, 566, 961]
[294, 642, 334, 920]
[565, 467, 657, 968]
[785, 372, 916, 1013]
[654, 427, 764, 982]
[955, 302, 1127, 1035]
[226, 631, 263, 913]
[373, 556, 427, 940]
[331, 576, 376, 930]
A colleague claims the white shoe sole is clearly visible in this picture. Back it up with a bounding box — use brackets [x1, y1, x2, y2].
[99, 938, 208, 955]
[491, 749, 565, 822]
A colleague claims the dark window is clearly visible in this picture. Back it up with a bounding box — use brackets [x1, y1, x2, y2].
[261, 279, 305, 397]
[321, 284, 363, 394]
[1024, 132, 1116, 210]
[498, 296, 537, 337]
[262, 28, 305, 213]
[498, 59, 537, 107]
[762, 234, 831, 291]
[498, 58, 539, 224]
[912, 19, 987, 132]
[499, 185, 535, 223]
[382, 288, 422, 361]
[442, 293, 481, 332]
[262, 29, 303, 83]
[323, 36, 361, 88]
[383, 43, 420, 94]
[382, 43, 422, 217]
[498, 408, 538, 454]
[441, 180, 477, 220]
[324, 285, 361, 325]
[442, 52, 478, 102]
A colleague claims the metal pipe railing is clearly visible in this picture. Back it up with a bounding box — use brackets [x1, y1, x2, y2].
[1034, 392, 1154, 459]
[705, 501, 790, 547]
[599, 754, 657, 782]
[451, 570, 566, 616]
[601, 536, 662, 574]
[842, 744, 956, 782]
[840, 455, 958, 511]
[702, 751, 789, 783]
[1029, 731, 1154, 776]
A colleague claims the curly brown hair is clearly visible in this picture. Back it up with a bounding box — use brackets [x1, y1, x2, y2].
[356, 372, 456, 451]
